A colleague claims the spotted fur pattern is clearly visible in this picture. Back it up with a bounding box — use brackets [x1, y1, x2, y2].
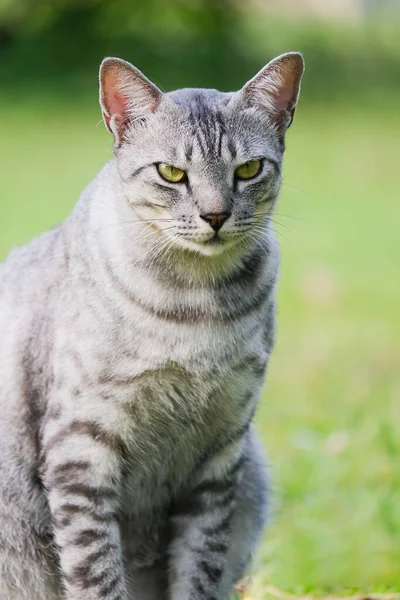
[0, 52, 303, 599]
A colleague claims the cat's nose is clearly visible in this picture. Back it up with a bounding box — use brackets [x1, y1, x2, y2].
[200, 212, 231, 232]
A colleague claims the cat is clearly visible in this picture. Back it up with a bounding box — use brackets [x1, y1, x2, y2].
[0, 51, 303, 600]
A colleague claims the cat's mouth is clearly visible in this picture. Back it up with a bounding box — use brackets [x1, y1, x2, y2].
[171, 228, 248, 256]
[204, 229, 249, 245]
[206, 232, 223, 245]
[195, 231, 246, 255]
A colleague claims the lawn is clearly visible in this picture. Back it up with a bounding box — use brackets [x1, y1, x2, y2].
[0, 97, 399, 597]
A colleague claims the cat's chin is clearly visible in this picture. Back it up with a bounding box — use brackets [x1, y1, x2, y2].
[174, 236, 242, 257]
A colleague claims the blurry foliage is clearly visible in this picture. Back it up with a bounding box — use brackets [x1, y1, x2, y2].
[0, 0, 399, 103]
[0, 0, 248, 94]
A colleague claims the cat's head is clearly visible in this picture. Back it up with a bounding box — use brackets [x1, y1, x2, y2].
[99, 53, 304, 257]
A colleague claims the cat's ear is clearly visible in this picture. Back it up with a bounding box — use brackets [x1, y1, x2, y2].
[241, 52, 304, 130]
[99, 57, 162, 144]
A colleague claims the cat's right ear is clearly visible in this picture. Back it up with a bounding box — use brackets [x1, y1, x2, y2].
[99, 57, 163, 145]
[240, 52, 304, 131]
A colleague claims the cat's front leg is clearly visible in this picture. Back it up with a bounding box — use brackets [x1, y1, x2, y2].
[42, 416, 128, 600]
[167, 437, 245, 600]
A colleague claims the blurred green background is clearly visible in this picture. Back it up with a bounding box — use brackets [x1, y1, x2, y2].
[1, 0, 399, 596]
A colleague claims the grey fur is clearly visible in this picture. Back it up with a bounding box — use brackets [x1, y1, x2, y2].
[0, 52, 303, 600]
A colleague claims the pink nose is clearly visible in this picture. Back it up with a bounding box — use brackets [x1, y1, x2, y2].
[200, 212, 231, 232]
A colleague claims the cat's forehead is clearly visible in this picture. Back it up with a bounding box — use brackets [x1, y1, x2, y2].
[167, 88, 233, 112]
[162, 87, 278, 162]
[164, 89, 233, 160]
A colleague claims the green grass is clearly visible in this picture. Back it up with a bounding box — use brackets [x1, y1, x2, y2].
[0, 97, 399, 596]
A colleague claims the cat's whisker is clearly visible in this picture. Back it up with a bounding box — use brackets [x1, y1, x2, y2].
[126, 231, 168, 277]
[104, 218, 175, 227]
[128, 229, 177, 255]
[271, 225, 293, 245]
[139, 238, 168, 270]
[281, 181, 312, 201]
[253, 208, 274, 218]
[146, 237, 170, 263]
[155, 236, 180, 276]
[143, 230, 175, 262]
[244, 231, 270, 255]
[273, 212, 306, 222]
[146, 236, 177, 277]
[270, 219, 299, 236]
[92, 220, 175, 235]
[110, 227, 177, 257]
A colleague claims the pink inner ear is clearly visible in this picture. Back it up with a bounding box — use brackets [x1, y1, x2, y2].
[100, 59, 163, 140]
[275, 81, 295, 111]
[107, 89, 128, 118]
[102, 71, 131, 136]
[103, 67, 130, 119]
[272, 65, 297, 111]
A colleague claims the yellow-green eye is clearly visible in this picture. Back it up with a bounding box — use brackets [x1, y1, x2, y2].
[157, 163, 187, 183]
[235, 160, 262, 180]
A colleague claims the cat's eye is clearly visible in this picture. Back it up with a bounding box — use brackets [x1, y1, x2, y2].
[235, 160, 262, 181]
[157, 163, 187, 183]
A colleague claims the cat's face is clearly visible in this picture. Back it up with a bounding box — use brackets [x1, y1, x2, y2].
[100, 54, 304, 256]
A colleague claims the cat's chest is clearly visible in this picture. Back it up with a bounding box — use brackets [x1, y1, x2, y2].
[118, 364, 258, 513]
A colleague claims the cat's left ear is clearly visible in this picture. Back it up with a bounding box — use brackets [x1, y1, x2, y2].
[99, 57, 163, 145]
[241, 52, 304, 130]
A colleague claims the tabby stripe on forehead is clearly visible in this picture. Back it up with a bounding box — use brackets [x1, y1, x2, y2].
[195, 130, 207, 159]
[185, 143, 193, 162]
[188, 111, 208, 159]
[214, 110, 226, 157]
[227, 138, 237, 160]
[200, 113, 217, 154]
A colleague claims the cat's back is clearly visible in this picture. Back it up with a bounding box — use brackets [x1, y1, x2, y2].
[0, 224, 66, 305]
[0, 229, 66, 600]
[0, 225, 69, 420]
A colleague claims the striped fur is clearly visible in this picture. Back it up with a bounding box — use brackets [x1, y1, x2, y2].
[0, 53, 303, 599]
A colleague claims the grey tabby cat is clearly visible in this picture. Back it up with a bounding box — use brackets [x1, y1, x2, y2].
[0, 51, 303, 600]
